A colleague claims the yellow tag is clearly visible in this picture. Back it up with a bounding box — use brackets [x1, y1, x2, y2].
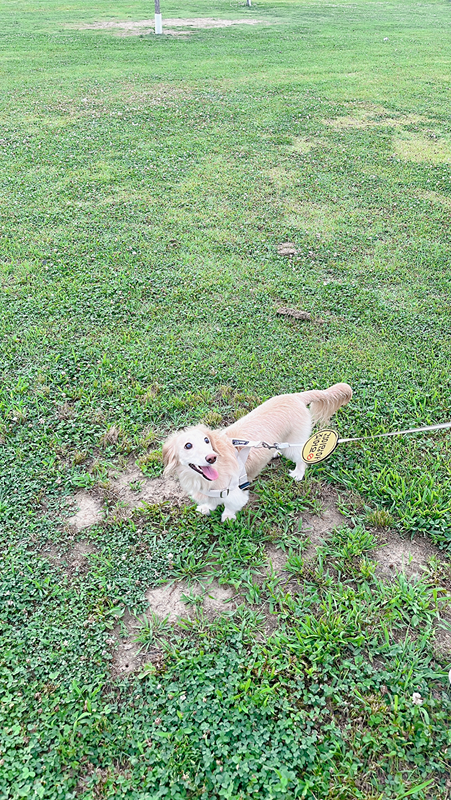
[302, 429, 339, 464]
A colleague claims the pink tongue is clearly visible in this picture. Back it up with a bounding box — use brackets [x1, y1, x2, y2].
[201, 465, 219, 481]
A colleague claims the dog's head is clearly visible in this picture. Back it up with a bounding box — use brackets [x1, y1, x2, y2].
[162, 425, 220, 482]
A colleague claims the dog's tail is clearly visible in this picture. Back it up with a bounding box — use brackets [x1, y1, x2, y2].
[298, 383, 352, 424]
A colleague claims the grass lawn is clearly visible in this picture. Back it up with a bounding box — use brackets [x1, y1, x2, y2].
[1, 0, 451, 796]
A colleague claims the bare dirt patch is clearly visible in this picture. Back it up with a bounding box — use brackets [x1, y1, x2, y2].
[146, 580, 235, 621]
[110, 610, 146, 676]
[109, 468, 186, 510]
[301, 494, 347, 559]
[277, 242, 298, 256]
[111, 580, 235, 675]
[373, 534, 442, 580]
[67, 492, 102, 531]
[265, 544, 288, 574]
[67, 469, 187, 531]
[72, 18, 266, 36]
[41, 538, 98, 574]
[276, 306, 311, 321]
[433, 614, 451, 657]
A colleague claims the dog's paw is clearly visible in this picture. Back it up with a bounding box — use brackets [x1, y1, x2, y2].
[196, 504, 211, 515]
[221, 510, 237, 522]
[289, 467, 305, 481]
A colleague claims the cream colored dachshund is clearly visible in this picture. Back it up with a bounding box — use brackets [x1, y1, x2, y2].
[163, 383, 352, 522]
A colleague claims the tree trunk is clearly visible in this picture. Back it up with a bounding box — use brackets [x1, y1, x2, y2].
[155, 0, 162, 34]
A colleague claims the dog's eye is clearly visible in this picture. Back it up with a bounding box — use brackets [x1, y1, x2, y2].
[184, 442, 193, 450]
[204, 437, 210, 444]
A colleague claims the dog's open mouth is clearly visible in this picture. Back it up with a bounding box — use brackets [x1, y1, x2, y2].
[189, 463, 219, 481]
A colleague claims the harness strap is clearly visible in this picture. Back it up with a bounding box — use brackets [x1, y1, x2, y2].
[204, 443, 252, 497]
[200, 438, 293, 499]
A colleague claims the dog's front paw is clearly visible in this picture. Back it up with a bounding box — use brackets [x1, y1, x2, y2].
[289, 467, 306, 481]
[221, 510, 237, 522]
[196, 504, 211, 515]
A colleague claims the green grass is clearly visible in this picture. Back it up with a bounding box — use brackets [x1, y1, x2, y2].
[1, 0, 451, 797]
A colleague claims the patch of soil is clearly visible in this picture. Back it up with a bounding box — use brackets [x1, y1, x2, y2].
[40, 539, 98, 574]
[276, 306, 311, 321]
[110, 610, 147, 676]
[110, 580, 235, 676]
[67, 492, 102, 531]
[373, 534, 441, 580]
[301, 494, 347, 559]
[109, 468, 186, 511]
[146, 580, 235, 622]
[66, 470, 187, 532]
[277, 242, 298, 256]
[265, 544, 288, 574]
[433, 614, 451, 657]
[73, 18, 266, 36]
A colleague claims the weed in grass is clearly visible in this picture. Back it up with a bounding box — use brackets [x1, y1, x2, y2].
[100, 425, 122, 447]
[202, 410, 223, 426]
[320, 524, 379, 577]
[136, 426, 157, 449]
[72, 449, 87, 465]
[137, 449, 163, 477]
[426, 555, 451, 589]
[133, 612, 173, 653]
[367, 507, 396, 528]
[170, 552, 212, 584]
[180, 587, 206, 608]
[285, 550, 309, 578]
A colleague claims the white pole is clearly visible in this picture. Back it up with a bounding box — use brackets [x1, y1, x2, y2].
[247, 0, 251, 6]
[155, 0, 163, 34]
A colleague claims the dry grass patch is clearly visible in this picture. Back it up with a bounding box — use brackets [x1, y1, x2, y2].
[290, 136, 315, 154]
[266, 166, 297, 190]
[283, 200, 344, 236]
[72, 18, 266, 36]
[415, 188, 451, 210]
[322, 110, 426, 131]
[393, 132, 451, 164]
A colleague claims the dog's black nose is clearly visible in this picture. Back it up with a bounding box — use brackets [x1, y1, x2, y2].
[205, 454, 217, 464]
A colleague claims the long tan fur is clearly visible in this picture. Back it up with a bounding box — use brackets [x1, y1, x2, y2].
[297, 382, 353, 424]
[162, 382, 352, 522]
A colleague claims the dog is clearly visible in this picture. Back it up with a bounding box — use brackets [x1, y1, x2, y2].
[162, 383, 352, 522]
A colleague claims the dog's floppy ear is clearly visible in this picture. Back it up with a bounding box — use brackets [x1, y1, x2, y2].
[162, 432, 180, 477]
[208, 430, 236, 461]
